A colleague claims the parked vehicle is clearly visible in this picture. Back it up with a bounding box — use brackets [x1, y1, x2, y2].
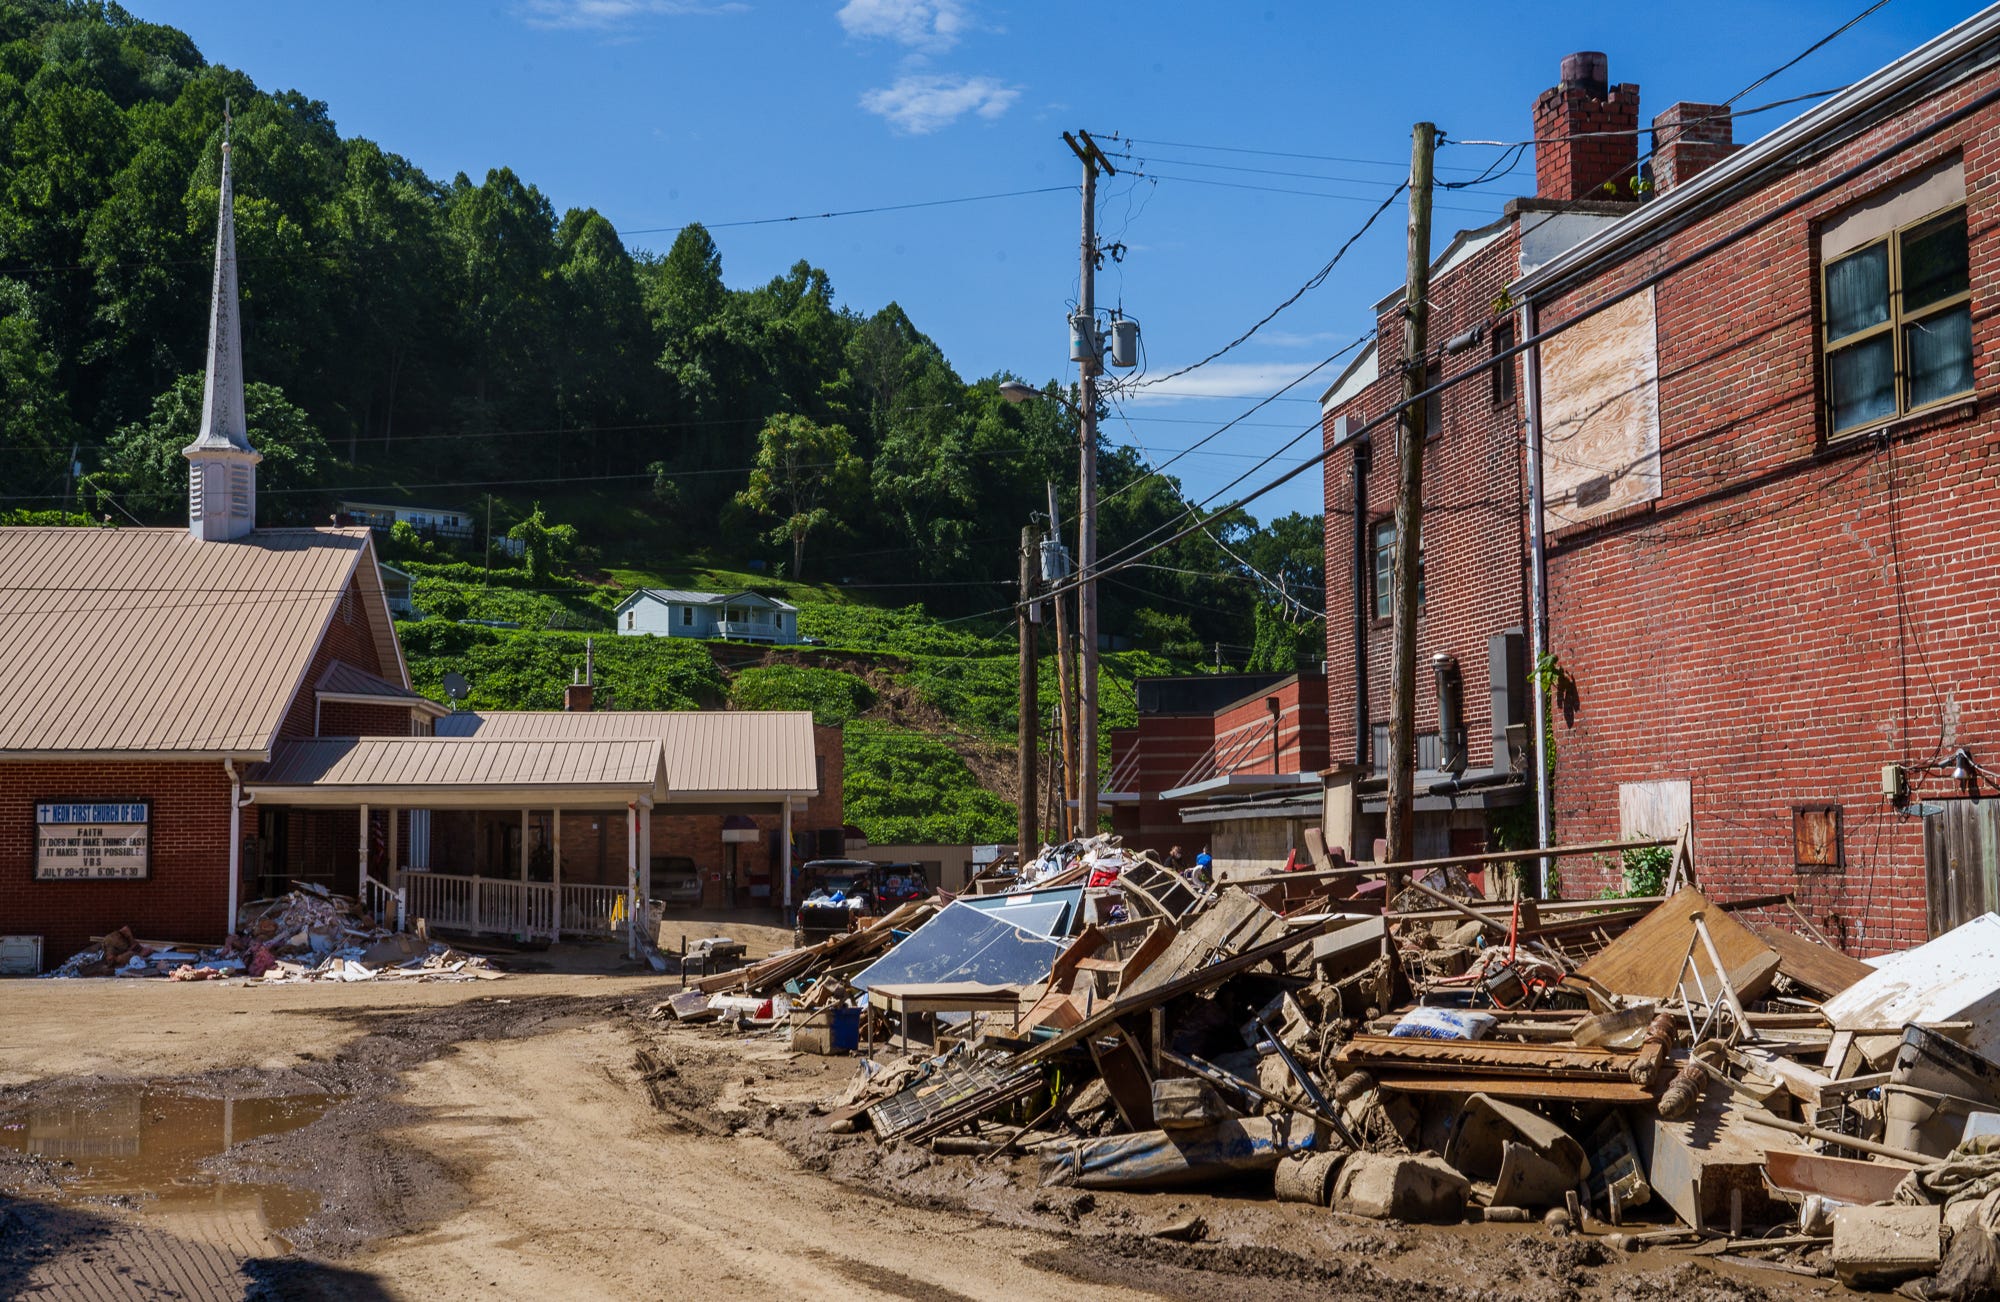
[653, 854, 702, 909]
[794, 859, 883, 945]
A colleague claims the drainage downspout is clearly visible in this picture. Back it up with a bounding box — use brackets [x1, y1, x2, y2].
[1351, 435, 1373, 769]
[224, 758, 253, 936]
[1518, 297, 1553, 896]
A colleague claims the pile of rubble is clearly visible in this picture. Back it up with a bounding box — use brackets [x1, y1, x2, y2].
[666, 831, 2000, 1294]
[44, 883, 502, 984]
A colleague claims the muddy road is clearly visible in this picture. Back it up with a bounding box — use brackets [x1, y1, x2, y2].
[0, 974, 1813, 1300]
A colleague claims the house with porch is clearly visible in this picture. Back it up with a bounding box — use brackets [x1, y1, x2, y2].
[614, 588, 801, 644]
[0, 128, 821, 967]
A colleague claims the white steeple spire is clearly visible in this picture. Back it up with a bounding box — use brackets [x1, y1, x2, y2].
[184, 110, 261, 541]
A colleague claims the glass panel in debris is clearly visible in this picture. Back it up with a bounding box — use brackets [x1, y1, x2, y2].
[852, 900, 1064, 992]
[955, 885, 1083, 937]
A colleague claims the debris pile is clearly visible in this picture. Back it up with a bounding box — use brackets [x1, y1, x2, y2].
[662, 828, 2000, 1292]
[43, 883, 502, 984]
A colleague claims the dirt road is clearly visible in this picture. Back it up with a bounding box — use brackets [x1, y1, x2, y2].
[0, 974, 1803, 1301]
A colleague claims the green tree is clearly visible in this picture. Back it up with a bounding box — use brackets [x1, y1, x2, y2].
[0, 277, 76, 483]
[734, 413, 863, 579]
[505, 501, 578, 584]
[101, 372, 328, 522]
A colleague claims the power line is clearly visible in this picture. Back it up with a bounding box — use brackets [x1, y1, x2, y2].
[1024, 82, 2000, 620]
[614, 185, 1076, 238]
[1121, 169, 1498, 217]
[1103, 335, 1371, 504]
[1124, 184, 1402, 393]
[1098, 134, 1493, 176]
[1726, 1, 1893, 105]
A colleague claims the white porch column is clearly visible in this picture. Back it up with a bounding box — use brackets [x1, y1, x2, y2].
[551, 809, 563, 939]
[386, 807, 400, 887]
[639, 805, 652, 916]
[782, 799, 794, 912]
[626, 802, 640, 960]
[519, 807, 529, 883]
[357, 803, 370, 889]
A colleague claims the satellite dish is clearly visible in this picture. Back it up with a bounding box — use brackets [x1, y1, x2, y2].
[443, 671, 471, 702]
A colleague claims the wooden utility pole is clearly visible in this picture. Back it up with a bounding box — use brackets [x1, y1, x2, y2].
[1385, 122, 1437, 900]
[1017, 524, 1041, 857]
[1047, 485, 1078, 841]
[1064, 130, 1114, 839]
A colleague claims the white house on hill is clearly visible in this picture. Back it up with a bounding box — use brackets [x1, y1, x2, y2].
[614, 589, 800, 644]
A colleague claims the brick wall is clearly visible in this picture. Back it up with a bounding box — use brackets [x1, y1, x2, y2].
[1530, 67, 2000, 953]
[0, 760, 234, 963]
[279, 577, 394, 741]
[1323, 228, 1530, 776]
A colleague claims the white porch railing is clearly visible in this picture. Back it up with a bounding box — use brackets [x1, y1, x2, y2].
[561, 883, 628, 937]
[360, 872, 405, 932]
[399, 871, 630, 941]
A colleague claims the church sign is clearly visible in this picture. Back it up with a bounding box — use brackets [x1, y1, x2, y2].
[35, 802, 151, 881]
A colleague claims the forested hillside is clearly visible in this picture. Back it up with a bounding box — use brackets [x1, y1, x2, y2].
[0, 0, 1326, 664]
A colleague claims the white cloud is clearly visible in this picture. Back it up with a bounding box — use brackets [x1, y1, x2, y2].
[859, 73, 1019, 134]
[836, 0, 970, 52]
[518, 0, 744, 30]
[1118, 358, 1357, 406]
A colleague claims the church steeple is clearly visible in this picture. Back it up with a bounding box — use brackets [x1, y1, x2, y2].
[184, 113, 260, 541]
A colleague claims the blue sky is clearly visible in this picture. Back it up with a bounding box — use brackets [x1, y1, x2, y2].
[132, 0, 1976, 520]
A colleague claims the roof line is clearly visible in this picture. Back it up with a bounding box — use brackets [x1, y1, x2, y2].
[1514, 6, 2000, 297]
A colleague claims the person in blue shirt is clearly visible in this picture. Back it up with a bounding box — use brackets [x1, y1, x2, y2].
[1193, 850, 1213, 888]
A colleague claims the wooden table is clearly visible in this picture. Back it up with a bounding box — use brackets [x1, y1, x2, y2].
[865, 982, 1023, 1052]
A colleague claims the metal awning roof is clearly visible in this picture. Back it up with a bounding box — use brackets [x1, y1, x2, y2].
[434, 709, 818, 798]
[246, 737, 669, 807]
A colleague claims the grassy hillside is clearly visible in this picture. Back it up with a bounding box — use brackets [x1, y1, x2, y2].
[395, 567, 1187, 845]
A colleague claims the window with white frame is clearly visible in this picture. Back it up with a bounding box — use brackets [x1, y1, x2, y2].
[1821, 159, 1972, 437]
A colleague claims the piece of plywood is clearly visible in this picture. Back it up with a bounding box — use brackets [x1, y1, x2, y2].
[1576, 887, 1779, 1002]
[1756, 926, 1874, 999]
[1539, 286, 1661, 532]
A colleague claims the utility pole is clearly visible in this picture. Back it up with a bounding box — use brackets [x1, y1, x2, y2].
[1047, 484, 1078, 841]
[1017, 524, 1041, 857]
[1385, 121, 1437, 900]
[1064, 129, 1115, 840]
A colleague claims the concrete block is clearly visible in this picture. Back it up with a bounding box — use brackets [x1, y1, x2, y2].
[1832, 1204, 1942, 1288]
[1331, 1152, 1469, 1223]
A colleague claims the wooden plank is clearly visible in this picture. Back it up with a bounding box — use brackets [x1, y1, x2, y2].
[1575, 887, 1779, 1001]
[1117, 892, 1283, 1001]
[1372, 1075, 1653, 1103]
[1335, 1033, 1645, 1079]
[1754, 926, 1874, 999]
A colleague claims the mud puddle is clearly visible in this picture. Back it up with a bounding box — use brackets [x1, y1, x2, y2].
[0, 1084, 331, 1247]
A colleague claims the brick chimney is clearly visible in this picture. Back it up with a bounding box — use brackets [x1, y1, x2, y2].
[564, 637, 595, 711]
[1534, 52, 1641, 202]
[1650, 101, 1737, 194]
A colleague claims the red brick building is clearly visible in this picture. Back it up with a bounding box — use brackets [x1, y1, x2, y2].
[1318, 54, 1647, 861]
[1106, 671, 1327, 872]
[1510, 12, 2000, 952]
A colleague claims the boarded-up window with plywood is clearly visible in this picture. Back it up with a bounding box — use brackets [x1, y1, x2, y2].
[1538, 287, 1661, 532]
[1619, 779, 1691, 844]
[1794, 804, 1844, 873]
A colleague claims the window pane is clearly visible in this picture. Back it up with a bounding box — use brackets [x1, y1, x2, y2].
[1901, 208, 1969, 313]
[1828, 334, 1897, 430]
[1906, 304, 1973, 408]
[1825, 243, 1890, 342]
[1372, 522, 1393, 620]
